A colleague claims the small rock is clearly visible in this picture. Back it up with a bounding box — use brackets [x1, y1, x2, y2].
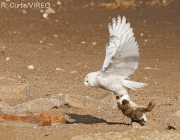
[1, 46, 6, 50]
[17, 75, 21, 79]
[40, 9, 44, 13]
[27, 65, 34, 70]
[57, 1, 62, 5]
[144, 39, 148, 42]
[5, 57, 10, 61]
[70, 71, 77, 74]
[81, 41, 86, 44]
[43, 13, 48, 19]
[53, 34, 58, 38]
[45, 7, 55, 14]
[56, 68, 65, 71]
[22, 9, 27, 14]
[48, 43, 54, 46]
[90, 2, 95, 6]
[140, 33, 144, 36]
[92, 42, 97, 45]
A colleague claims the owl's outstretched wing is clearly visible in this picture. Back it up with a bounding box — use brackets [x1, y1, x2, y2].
[101, 16, 139, 79]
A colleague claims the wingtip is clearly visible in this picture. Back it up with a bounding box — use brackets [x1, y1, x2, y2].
[122, 16, 126, 22]
[112, 17, 116, 23]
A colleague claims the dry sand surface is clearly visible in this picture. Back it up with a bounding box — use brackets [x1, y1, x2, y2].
[0, 0, 180, 139]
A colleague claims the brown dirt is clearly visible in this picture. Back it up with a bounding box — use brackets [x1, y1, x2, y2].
[0, 0, 180, 139]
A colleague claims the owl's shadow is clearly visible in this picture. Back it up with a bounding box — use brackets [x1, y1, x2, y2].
[66, 113, 129, 126]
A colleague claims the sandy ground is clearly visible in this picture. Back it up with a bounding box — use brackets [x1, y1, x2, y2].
[0, 0, 180, 139]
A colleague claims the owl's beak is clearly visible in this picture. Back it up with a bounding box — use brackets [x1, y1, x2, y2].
[84, 81, 89, 86]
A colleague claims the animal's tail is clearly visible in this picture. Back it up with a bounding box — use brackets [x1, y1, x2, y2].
[122, 80, 147, 90]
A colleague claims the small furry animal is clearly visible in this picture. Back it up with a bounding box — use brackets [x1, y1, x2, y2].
[84, 16, 146, 97]
[116, 95, 155, 125]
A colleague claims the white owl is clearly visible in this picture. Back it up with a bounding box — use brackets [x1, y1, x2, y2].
[84, 16, 147, 98]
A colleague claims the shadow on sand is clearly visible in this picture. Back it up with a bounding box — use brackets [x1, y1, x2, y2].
[66, 113, 130, 126]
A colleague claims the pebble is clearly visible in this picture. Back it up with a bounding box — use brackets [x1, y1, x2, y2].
[56, 68, 65, 71]
[5, 57, 10, 61]
[144, 39, 148, 42]
[22, 9, 27, 14]
[40, 9, 44, 13]
[92, 42, 97, 45]
[70, 71, 77, 74]
[57, 1, 62, 5]
[81, 41, 86, 44]
[43, 13, 48, 19]
[48, 43, 54, 46]
[53, 34, 58, 38]
[1, 46, 6, 49]
[140, 33, 144, 36]
[90, 2, 95, 6]
[45, 7, 55, 14]
[33, 126, 37, 129]
[17, 75, 21, 79]
[27, 65, 34, 70]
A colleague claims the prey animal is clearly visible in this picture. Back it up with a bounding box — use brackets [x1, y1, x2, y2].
[116, 95, 155, 125]
[84, 16, 146, 96]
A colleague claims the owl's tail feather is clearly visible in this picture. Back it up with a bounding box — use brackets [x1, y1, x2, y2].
[123, 80, 147, 90]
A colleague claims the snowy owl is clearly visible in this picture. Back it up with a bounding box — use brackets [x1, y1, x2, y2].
[84, 16, 147, 96]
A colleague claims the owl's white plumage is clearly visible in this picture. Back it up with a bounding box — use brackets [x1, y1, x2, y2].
[84, 16, 147, 97]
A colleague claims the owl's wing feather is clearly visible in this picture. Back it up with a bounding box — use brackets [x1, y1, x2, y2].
[101, 16, 139, 79]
